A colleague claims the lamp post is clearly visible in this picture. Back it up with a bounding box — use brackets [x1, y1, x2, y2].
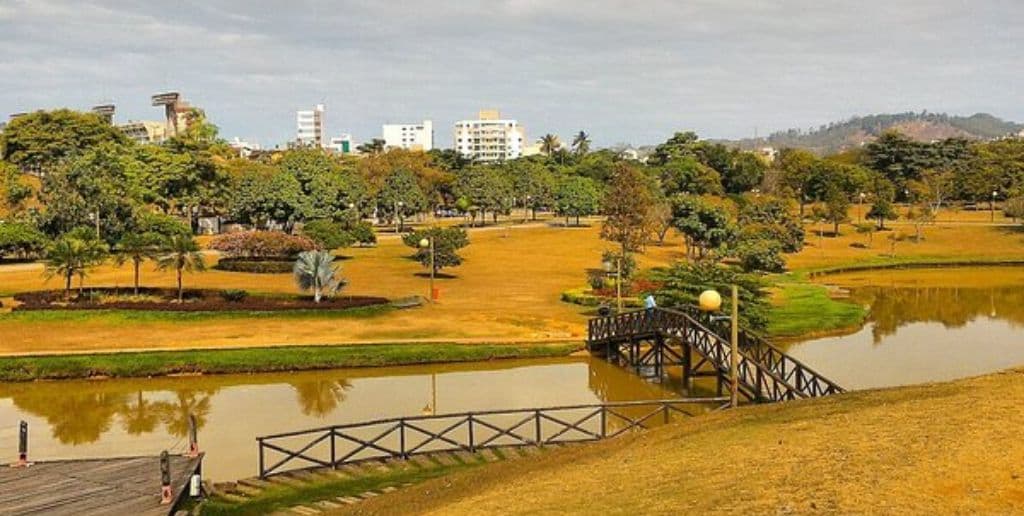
[419, 237, 435, 302]
[858, 192, 866, 222]
[422, 373, 437, 416]
[602, 256, 623, 312]
[700, 285, 739, 408]
[88, 211, 100, 238]
[395, 201, 405, 234]
[992, 191, 998, 222]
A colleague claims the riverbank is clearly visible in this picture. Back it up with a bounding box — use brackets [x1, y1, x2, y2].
[0, 341, 582, 382]
[341, 367, 1024, 514]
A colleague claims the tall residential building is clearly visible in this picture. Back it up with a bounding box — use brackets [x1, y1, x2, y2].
[382, 120, 433, 151]
[296, 104, 326, 148]
[454, 110, 525, 162]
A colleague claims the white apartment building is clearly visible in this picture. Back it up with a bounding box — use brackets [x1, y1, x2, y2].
[382, 120, 433, 151]
[453, 110, 525, 162]
[296, 104, 325, 147]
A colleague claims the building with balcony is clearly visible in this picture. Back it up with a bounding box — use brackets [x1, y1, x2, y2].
[453, 110, 525, 162]
[296, 104, 325, 148]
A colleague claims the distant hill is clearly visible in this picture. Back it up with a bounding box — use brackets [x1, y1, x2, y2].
[729, 112, 1024, 155]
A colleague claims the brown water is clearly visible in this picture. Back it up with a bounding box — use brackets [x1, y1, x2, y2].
[0, 358, 700, 481]
[787, 267, 1024, 390]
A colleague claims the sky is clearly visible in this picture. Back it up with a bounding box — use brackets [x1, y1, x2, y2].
[0, 0, 1022, 148]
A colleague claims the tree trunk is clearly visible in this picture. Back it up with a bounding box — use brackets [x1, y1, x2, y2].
[314, 286, 322, 303]
[133, 257, 141, 295]
[65, 271, 73, 300]
[177, 268, 183, 302]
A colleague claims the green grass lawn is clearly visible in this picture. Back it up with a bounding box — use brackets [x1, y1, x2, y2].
[767, 275, 868, 339]
[0, 342, 582, 381]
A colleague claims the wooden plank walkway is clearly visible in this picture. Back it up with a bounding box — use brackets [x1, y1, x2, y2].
[0, 454, 202, 515]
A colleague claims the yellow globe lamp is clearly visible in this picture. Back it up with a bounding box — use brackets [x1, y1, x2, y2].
[419, 238, 430, 249]
[698, 290, 722, 312]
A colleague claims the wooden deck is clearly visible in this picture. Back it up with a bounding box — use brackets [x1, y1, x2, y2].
[0, 454, 202, 515]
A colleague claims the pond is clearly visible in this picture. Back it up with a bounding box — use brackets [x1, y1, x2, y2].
[786, 266, 1024, 390]
[0, 357, 708, 481]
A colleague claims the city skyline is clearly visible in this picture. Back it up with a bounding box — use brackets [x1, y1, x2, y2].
[1, 1, 1022, 147]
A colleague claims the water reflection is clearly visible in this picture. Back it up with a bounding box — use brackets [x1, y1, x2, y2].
[789, 269, 1024, 390]
[0, 358, 683, 480]
[851, 286, 1024, 344]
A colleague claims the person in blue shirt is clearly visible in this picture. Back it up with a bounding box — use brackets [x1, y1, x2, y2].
[644, 294, 657, 312]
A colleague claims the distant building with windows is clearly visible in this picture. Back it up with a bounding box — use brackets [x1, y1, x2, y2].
[120, 120, 168, 144]
[228, 137, 261, 158]
[382, 120, 433, 151]
[454, 110, 525, 162]
[296, 104, 325, 148]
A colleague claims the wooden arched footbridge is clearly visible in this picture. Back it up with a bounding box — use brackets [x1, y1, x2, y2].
[587, 307, 844, 402]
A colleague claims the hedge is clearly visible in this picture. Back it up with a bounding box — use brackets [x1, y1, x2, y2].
[560, 287, 642, 308]
[214, 257, 295, 273]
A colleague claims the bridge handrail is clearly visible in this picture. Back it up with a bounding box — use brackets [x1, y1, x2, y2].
[256, 398, 727, 478]
[670, 306, 844, 395]
[587, 307, 844, 398]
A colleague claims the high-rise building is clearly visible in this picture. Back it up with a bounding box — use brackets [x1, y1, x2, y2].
[454, 110, 525, 162]
[382, 120, 433, 151]
[151, 92, 194, 137]
[296, 104, 325, 148]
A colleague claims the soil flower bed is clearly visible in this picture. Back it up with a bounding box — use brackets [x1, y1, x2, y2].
[12, 288, 389, 312]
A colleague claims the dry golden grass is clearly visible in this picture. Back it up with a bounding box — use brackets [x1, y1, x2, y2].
[340, 369, 1024, 515]
[789, 221, 1024, 271]
[0, 221, 681, 355]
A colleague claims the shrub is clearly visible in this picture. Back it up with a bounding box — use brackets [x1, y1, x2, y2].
[586, 270, 606, 291]
[214, 257, 294, 273]
[402, 227, 469, 273]
[349, 221, 377, 246]
[301, 220, 356, 250]
[650, 261, 770, 330]
[600, 250, 636, 279]
[209, 231, 316, 259]
[219, 289, 249, 302]
[735, 239, 786, 273]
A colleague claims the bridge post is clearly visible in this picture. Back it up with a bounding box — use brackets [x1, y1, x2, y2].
[682, 340, 693, 389]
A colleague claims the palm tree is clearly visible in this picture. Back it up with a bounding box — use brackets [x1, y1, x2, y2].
[120, 391, 161, 435]
[356, 138, 386, 155]
[43, 231, 108, 299]
[571, 131, 591, 156]
[114, 232, 160, 295]
[155, 234, 206, 302]
[538, 134, 561, 156]
[293, 250, 343, 303]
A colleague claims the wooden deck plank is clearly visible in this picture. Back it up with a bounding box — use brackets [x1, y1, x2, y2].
[0, 454, 202, 516]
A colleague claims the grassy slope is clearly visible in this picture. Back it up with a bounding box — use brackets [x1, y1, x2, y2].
[766, 275, 867, 338]
[341, 369, 1024, 515]
[0, 342, 581, 381]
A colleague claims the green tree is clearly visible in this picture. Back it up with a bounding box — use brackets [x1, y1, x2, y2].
[651, 261, 770, 330]
[554, 176, 601, 226]
[377, 169, 428, 231]
[658, 156, 722, 197]
[571, 131, 591, 156]
[0, 109, 129, 174]
[600, 164, 656, 260]
[356, 138, 386, 155]
[230, 168, 304, 229]
[402, 227, 470, 274]
[508, 160, 557, 220]
[538, 134, 561, 156]
[155, 234, 206, 302]
[866, 174, 899, 230]
[293, 250, 343, 303]
[454, 166, 513, 226]
[1, 162, 33, 213]
[777, 148, 819, 217]
[115, 213, 190, 294]
[671, 195, 734, 260]
[737, 195, 804, 253]
[44, 228, 109, 298]
[722, 152, 767, 194]
[0, 221, 47, 260]
[301, 219, 356, 250]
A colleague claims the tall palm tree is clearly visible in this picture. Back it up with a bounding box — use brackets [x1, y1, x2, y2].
[156, 234, 206, 302]
[571, 131, 591, 156]
[293, 250, 343, 303]
[114, 232, 160, 295]
[538, 134, 561, 156]
[43, 232, 109, 299]
[356, 138, 386, 155]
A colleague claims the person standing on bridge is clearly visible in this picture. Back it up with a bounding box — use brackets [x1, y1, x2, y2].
[644, 294, 657, 313]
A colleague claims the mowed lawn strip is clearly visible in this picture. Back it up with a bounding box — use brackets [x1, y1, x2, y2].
[0, 342, 582, 381]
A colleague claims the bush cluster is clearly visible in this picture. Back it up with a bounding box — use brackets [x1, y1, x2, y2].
[13, 287, 388, 312]
[213, 257, 295, 273]
[209, 231, 316, 259]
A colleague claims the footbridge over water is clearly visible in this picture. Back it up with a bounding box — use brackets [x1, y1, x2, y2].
[587, 307, 844, 402]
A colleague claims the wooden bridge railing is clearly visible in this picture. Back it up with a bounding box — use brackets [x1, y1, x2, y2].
[587, 307, 844, 401]
[256, 398, 727, 478]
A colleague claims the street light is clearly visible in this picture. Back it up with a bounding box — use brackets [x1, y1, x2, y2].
[421, 373, 437, 416]
[700, 285, 739, 408]
[602, 256, 623, 312]
[858, 192, 866, 222]
[992, 191, 999, 222]
[395, 201, 405, 234]
[88, 211, 100, 238]
[419, 237, 435, 302]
